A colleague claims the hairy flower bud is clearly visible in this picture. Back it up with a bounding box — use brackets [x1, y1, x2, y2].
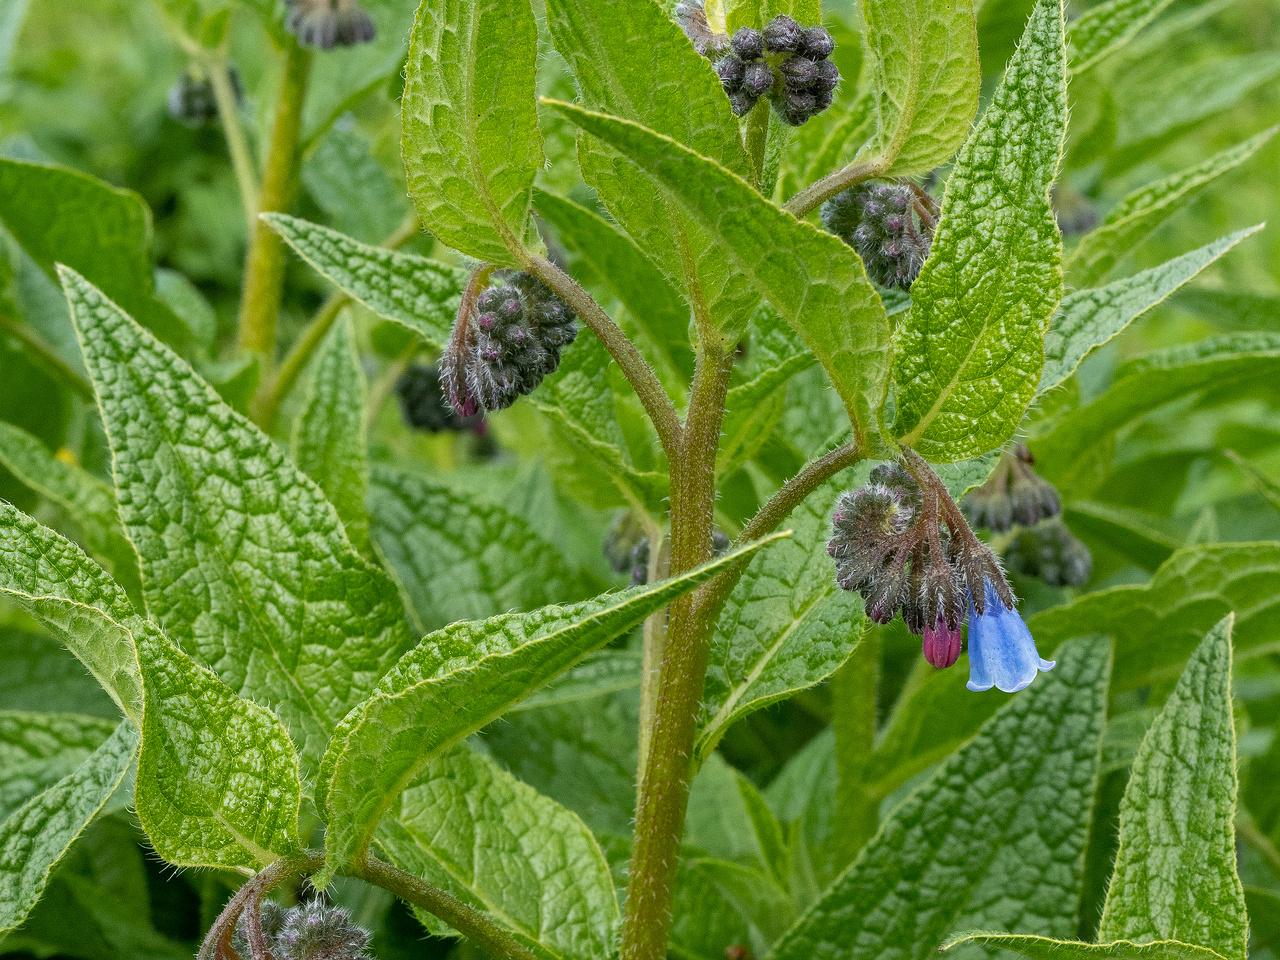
[286, 0, 376, 50]
[762, 14, 804, 52]
[962, 443, 1062, 533]
[922, 618, 962, 669]
[730, 26, 764, 60]
[1003, 517, 1092, 588]
[278, 901, 371, 960]
[232, 900, 286, 956]
[821, 182, 934, 289]
[741, 60, 775, 97]
[800, 25, 835, 59]
[716, 54, 746, 90]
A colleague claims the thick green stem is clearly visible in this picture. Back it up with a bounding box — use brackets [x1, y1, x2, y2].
[208, 58, 259, 227]
[237, 41, 311, 385]
[831, 626, 881, 870]
[784, 155, 889, 220]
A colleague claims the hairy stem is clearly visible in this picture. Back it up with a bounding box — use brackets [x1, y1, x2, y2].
[784, 155, 889, 220]
[638, 520, 671, 780]
[831, 626, 880, 870]
[208, 58, 259, 227]
[525, 255, 682, 458]
[197, 851, 323, 960]
[237, 41, 312, 385]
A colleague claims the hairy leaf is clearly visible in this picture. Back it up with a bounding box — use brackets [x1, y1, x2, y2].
[319, 534, 784, 872]
[546, 101, 892, 452]
[61, 268, 416, 772]
[893, 0, 1067, 461]
[945, 935, 1233, 960]
[292, 315, 371, 554]
[376, 745, 618, 960]
[401, 0, 542, 264]
[771, 635, 1111, 960]
[265, 213, 465, 349]
[670, 858, 795, 960]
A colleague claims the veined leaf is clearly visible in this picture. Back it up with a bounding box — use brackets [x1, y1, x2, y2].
[893, 0, 1067, 461]
[292, 315, 371, 555]
[1035, 333, 1280, 484]
[0, 629, 116, 717]
[864, 0, 980, 175]
[944, 934, 1233, 960]
[318, 534, 785, 873]
[401, 0, 542, 265]
[764, 727, 841, 894]
[376, 745, 618, 960]
[1097, 617, 1247, 958]
[1068, 129, 1276, 286]
[0, 720, 137, 935]
[0, 711, 116, 822]
[0, 502, 142, 724]
[60, 268, 416, 772]
[1069, 0, 1177, 73]
[770, 635, 1111, 960]
[265, 213, 465, 349]
[546, 101, 892, 452]
[697, 478, 864, 761]
[1040, 227, 1262, 394]
[368, 464, 593, 634]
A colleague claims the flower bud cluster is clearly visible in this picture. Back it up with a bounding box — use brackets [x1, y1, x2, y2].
[441, 272, 577, 416]
[677, 3, 838, 126]
[286, 0, 376, 50]
[820, 182, 936, 290]
[395, 363, 484, 434]
[828, 456, 1013, 669]
[233, 900, 371, 960]
[167, 67, 242, 129]
[1003, 517, 1093, 588]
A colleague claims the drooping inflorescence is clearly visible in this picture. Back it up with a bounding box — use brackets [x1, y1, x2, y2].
[285, 0, 377, 50]
[1003, 517, 1093, 588]
[441, 271, 578, 417]
[821, 182, 937, 289]
[233, 900, 372, 960]
[677, 2, 839, 125]
[167, 66, 243, 129]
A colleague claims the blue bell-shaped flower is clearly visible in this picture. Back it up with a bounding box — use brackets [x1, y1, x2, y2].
[965, 580, 1054, 693]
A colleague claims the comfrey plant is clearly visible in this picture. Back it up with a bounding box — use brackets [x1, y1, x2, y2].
[0, 0, 1277, 957]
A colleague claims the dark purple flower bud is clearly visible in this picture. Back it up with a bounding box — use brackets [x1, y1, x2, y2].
[799, 25, 835, 60]
[717, 54, 747, 91]
[822, 182, 933, 289]
[1003, 517, 1092, 588]
[727, 89, 760, 116]
[741, 60, 774, 96]
[396, 363, 483, 433]
[168, 68, 240, 128]
[923, 618, 962, 669]
[779, 56, 818, 89]
[731, 26, 764, 60]
[762, 14, 803, 53]
[278, 900, 371, 960]
[286, 0, 377, 50]
[811, 58, 840, 93]
[631, 538, 650, 585]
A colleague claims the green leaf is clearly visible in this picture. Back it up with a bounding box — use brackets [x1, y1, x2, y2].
[863, 0, 980, 175]
[1040, 228, 1262, 394]
[265, 213, 465, 349]
[545, 101, 892, 452]
[1067, 129, 1277, 286]
[0, 629, 116, 718]
[892, 0, 1067, 461]
[0, 501, 143, 724]
[0, 710, 116, 822]
[1035, 334, 1280, 484]
[944, 934, 1233, 960]
[770, 635, 1112, 960]
[292, 315, 371, 555]
[686, 754, 789, 882]
[0, 420, 141, 602]
[368, 464, 593, 634]
[764, 727, 840, 894]
[697, 477, 864, 761]
[318, 533, 785, 873]
[1223, 449, 1280, 516]
[401, 0, 542, 265]
[0, 720, 138, 935]
[0, 0, 30, 87]
[1062, 502, 1179, 571]
[302, 127, 409, 246]
[375, 745, 618, 960]
[60, 268, 417, 772]
[132, 617, 303, 869]
[670, 858, 795, 960]
[1097, 617, 1247, 958]
[1069, 0, 1176, 73]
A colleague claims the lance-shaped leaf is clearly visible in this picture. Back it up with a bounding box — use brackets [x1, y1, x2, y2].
[0, 501, 142, 724]
[401, 0, 542, 265]
[1069, 0, 1177, 73]
[132, 617, 303, 869]
[264, 214, 464, 349]
[60, 268, 416, 772]
[376, 745, 618, 960]
[1068, 129, 1276, 286]
[770, 635, 1111, 960]
[1097, 616, 1246, 956]
[1035, 333, 1280, 483]
[546, 101, 892, 452]
[0, 720, 137, 935]
[1039, 227, 1262, 394]
[864, 0, 980, 175]
[893, 0, 1067, 462]
[292, 315, 371, 555]
[697, 478, 864, 761]
[318, 534, 785, 872]
[368, 465, 593, 634]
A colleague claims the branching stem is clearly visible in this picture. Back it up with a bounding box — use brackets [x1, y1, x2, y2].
[785, 155, 889, 219]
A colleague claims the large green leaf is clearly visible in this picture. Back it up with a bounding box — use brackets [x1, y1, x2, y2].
[697, 478, 864, 761]
[1035, 334, 1280, 483]
[318, 534, 784, 873]
[1067, 129, 1276, 286]
[770, 635, 1111, 960]
[368, 464, 593, 634]
[945, 935, 1233, 960]
[376, 745, 618, 960]
[892, 0, 1067, 461]
[60, 268, 416, 772]
[401, 0, 542, 265]
[864, 0, 980, 175]
[546, 101, 892, 452]
[1096, 617, 1246, 958]
[1039, 227, 1262, 394]
[292, 315, 371, 555]
[0, 720, 137, 935]
[264, 214, 465, 349]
